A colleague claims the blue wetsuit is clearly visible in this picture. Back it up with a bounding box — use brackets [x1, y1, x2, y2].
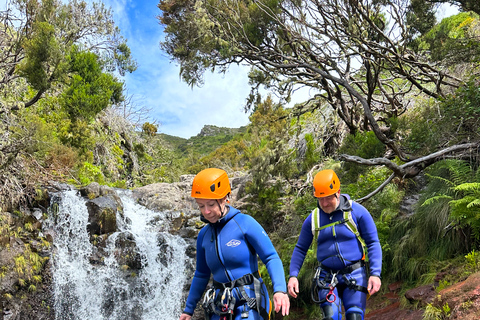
[183, 206, 287, 319]
[289, 195, 382, 320]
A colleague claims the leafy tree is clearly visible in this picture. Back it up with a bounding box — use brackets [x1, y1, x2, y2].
[242, 96, 297, 229]
[417, 11, 480, 63]
[142, 122, 158, 136]
[407, 0, 437, 38]
[159, 0, 480, 199]
[62, 46, 124, 121]
[1, 0, 136, 111]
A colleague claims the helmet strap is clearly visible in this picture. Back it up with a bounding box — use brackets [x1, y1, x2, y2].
[217, 197, 229, 218]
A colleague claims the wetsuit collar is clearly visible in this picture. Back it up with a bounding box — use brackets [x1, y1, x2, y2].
[337, 194, 352, 211]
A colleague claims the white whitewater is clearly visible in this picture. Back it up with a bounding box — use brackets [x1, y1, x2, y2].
[47, 189, 188, 320]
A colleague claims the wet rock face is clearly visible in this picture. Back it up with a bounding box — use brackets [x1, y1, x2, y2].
[85, 194, 121, 236]
[113, 231, 144, 270]
[0, 208, 54, 319]
[80, 183, 127, 240]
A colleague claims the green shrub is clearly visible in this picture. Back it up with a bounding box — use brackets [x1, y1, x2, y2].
[77, 162, 105, 185]
[338, 131, 386, 182]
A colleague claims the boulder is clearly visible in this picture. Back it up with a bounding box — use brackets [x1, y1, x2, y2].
[404, 284, 436, 306]
[85, 193, 123, 237]
[113, 231, 144, 271]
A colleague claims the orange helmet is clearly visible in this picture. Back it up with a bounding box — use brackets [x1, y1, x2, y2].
[313, 169, 340, 197]
[191, 168, 231, 199]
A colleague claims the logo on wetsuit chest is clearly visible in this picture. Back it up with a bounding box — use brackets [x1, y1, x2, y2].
[226, 239, 241, 247]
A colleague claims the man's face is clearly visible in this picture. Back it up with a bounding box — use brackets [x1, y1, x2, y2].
[317, 190, 340, 214]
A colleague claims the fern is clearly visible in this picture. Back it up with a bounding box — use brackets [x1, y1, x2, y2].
[424, 160, 480, 245]
[389, 159, 479, 282]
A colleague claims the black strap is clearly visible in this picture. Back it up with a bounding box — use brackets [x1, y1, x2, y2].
[320, 260, 365, 275]
[213, 271, 261, 289]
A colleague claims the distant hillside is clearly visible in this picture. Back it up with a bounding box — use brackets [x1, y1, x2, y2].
[159, 125, 247, 157]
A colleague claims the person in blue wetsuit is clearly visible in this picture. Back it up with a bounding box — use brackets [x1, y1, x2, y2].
[287, 169, 382, 320]
[179, 168, 290, 320]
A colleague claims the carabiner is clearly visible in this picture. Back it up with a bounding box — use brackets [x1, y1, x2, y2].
[326, 273, 337, 303]
[221, 288, 231, 304]
[203, 288, 214, 305]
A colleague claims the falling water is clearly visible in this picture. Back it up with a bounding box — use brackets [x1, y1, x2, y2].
[47, 189, 189, 320]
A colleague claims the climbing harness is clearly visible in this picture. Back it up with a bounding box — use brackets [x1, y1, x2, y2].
[311, 261, 369, 305]
[202, 271, 270, 320]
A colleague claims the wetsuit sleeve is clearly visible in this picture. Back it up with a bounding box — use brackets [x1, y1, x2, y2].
[289, 214, 313, 277]
[183, 228, 211, 315]
[242, 215, 287, 293]
[353, 202, 382, 277]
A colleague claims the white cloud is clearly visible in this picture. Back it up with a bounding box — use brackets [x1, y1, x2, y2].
[436, 3, 460, 20]
[96, 0, 253, 138]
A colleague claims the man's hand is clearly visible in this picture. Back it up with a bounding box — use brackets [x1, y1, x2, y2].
[368, 276, 382, 295]
[287, 276, 299, 298]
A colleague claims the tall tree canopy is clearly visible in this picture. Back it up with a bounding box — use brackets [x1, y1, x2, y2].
[1, 0, 136, 111]
[158, 0, 480, 197]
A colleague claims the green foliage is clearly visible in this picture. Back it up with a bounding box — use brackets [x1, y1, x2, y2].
[242, 97, 298, 229]
[187, 138, 248, 174]
[341, 166, 392, 201]
[181, 128, 246, 157]
[59, 119, 95, 153]
[246, 181, 283, 227]
[77, 162, 105, 185]
[400, 79, 480, 155]
[133, 135, 186, 184]
[424, 160, 480, 244]
[398, 99, 442, 155]
[13, 244, 48, 285]
[386, 160, 478, 283]
[111, 42, 138, 76]
[142, 122, 158, 136]
[423, 302, 451, 320]
[436, 280, 451, 292]
[406, 0, 437, 38]
[464, 249, 480, 272]
[17, 20, 65, 92]
[293, 192, 316, 219]
[417, 12, 480, 63]
[62, 46, 124, 121]
[301, 133, 321, 172]
[440, 78, 480, 139]
[338, 131, 386, 182]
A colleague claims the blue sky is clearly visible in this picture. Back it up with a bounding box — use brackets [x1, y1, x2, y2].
[98, 0, 257, 139]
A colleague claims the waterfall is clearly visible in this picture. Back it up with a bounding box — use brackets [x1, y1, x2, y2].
[46, 189, 189, 320]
